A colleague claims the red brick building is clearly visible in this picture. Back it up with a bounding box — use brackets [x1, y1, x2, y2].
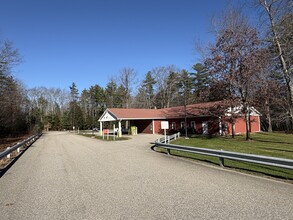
[98, 101, 261, 136]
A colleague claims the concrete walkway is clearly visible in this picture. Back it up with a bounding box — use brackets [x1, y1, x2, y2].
[0, 131, 292, 219]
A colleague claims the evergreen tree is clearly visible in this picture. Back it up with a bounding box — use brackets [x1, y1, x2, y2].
[69, 82, 79, 130]
[105, 80, 118, 108]
[135, 71, 156, 108]
[190, 63, 210, 102]
[178, 69, 194, 137]
[89, 84, 106, 127]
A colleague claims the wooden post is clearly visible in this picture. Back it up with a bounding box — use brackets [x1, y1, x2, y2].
[113, 124, 116, 141]
[118, 120, 122, 137]
[99, 121, 103, 136]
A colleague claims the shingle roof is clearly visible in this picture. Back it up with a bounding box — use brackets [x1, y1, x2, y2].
[105, 101, 226, 120]
[107, 108, 163, 119]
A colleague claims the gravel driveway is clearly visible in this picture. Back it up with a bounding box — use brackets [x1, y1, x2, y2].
[0, 131, 292, 219]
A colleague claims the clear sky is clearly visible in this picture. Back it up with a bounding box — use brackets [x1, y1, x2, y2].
[0, 0, 253, 92]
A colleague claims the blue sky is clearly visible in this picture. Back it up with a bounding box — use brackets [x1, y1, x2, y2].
[0, 0, 253, 92]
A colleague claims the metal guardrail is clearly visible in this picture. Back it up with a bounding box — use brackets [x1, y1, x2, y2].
[153, 135, 293, 170]
[0, 133, 42, 160]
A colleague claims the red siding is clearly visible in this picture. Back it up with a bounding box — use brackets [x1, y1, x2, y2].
[226, 115, 260, 135]
[128, 115, 260, 135]
[250, 116, 261, 132]
[165, 117, 220, 135]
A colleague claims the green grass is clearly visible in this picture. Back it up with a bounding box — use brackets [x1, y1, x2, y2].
[80, 134, 130, 141]
[162, 132, 293, 180]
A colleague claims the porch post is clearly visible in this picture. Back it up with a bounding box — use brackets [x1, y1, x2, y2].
[118, 120, 122, 137]
[99, 121, 103, 136]
[152, 120, 155, 134]
[219, 117, 222, 135]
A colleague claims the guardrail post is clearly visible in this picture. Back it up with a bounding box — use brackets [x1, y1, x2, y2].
[167, 148, 171, 155]
[168, 136, 170, 143]
[219, 149, 224, 167]
[16, 142, 20, 153]
[6, 147, 11, 159]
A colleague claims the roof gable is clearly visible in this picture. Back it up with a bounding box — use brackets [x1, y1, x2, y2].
[99, 110, 117, 122]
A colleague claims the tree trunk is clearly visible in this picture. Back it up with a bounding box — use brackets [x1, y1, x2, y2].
[245, 108, 251, 140]
[265, 99, 273, 132]
[262, 0, 293, 128]
[184, 99, 188, 138]
[232, 122, 235, 138]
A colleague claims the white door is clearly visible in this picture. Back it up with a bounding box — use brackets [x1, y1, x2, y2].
[202, 121, 208, 135]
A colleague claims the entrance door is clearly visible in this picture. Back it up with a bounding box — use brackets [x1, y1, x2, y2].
[202, 121, 208, 135]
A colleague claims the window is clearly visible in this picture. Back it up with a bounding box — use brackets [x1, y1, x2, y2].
[202, 121, 209, 135]
[191, 121, 195, 128]
[180, 121, 185, 128]
[171, 122, 176, 130]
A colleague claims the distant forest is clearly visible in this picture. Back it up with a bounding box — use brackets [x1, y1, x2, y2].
[0, 0, 292, 136]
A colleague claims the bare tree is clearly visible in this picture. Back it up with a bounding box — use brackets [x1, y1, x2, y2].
[205, 8, 265, 139]
[0, 40, 28, 135]
[152, 65, 180, 108]
[257, 0, 293, 127]
[119, 68, 137, 108]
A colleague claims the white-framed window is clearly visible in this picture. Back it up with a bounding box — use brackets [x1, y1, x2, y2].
[171, 122, 176, 130]
[191, 121, 195, 128]
[202, 121, 209, 135]
[180, 121, 185, 128]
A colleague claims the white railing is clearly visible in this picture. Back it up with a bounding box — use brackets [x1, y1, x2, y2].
[156, 132, 181, 144]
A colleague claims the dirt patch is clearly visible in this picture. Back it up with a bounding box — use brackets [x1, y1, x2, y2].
[0, 135, 32, 169]
[0, 135, 30, 152]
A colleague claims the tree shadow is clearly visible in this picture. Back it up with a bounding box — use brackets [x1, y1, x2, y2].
[253, 139, 293, 145]
[260, 147, 293, 153]
[224, 163, 293, 180]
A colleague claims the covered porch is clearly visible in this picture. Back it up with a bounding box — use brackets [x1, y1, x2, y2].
[98, 109, 160, 136]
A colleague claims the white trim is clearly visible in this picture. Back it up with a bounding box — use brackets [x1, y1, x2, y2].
[115, 117, 166, 120]
[152, 120, 155, 134]
[99, 109, 117, 121]
[219, 117, 222, 135]
[118, 120, 122, 137]
[171, 122, 176, 130]
[202, 121, 209, 135]
[225, 105, 261, 117]
[191, 121, 195, 128]
[180, 121, 185, 128]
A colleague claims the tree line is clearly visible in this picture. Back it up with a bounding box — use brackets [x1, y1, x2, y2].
[0, 0, 292, 137]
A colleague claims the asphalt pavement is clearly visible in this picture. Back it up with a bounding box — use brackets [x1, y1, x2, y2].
[0, 131, 292, 220]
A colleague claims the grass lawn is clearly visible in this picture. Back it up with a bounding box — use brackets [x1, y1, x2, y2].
[80, 134, 130, 141]
[162, 132, 293, 180]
